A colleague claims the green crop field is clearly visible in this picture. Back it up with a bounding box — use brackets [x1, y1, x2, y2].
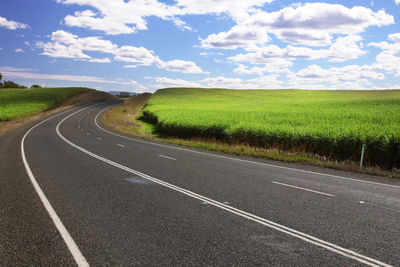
[0, 87, 90, 121]
[143, 88, 400, 169]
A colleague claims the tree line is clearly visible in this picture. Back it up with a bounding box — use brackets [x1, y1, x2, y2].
[0, 72, 41, 89]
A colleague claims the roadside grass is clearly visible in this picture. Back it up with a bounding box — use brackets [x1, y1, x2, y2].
[0, 87, 118, 136]
[103, 93, 400, 179]
[0, 87, 91, 121]
[103, 93, 153, 138]
[142, 88, 400, 170]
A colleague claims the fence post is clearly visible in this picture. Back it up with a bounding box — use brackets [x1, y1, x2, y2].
[149, 130, 152, 140]
[360, 144, 365, 169]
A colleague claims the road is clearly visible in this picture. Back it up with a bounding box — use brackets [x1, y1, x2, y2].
[2, 102, 400, 266]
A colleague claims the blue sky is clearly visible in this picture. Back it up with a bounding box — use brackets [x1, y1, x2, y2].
[0, 0, 399, 92]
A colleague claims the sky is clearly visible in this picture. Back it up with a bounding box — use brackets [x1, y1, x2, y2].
[0, 0, 400, 93]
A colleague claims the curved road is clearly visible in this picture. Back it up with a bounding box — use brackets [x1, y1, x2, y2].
[2, 102, 400, 266]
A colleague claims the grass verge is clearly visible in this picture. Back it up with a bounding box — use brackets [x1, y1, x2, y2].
[103, 94, 400, 179]
[142, 88, 400, 170]
[0, 88, 117, 135]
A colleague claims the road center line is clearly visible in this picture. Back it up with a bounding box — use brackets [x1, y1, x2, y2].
[271, 181, 335, 197]
[117, 144, 125, 147]
[158, 154, 177, 160]
[58, 106, 390, 267]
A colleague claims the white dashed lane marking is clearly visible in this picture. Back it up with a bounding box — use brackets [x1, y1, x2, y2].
[158, 154, 177, 161]
[272, 181, 335, 197]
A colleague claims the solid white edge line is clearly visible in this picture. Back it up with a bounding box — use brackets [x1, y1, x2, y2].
[158, 154, 177, 161]
[94, 105, 400, 190]
[21, 106, 90, 267]
[271, 181, 335, 197]
[60, 105, 391, 267]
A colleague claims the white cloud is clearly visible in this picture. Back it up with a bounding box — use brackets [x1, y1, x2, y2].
[149, 77, 202, 88]
[201, 25, 269, 50]
[229, 35, 365, 72]
[323, 35, 366, 62]
[0, 16, 28, 30]
[176, 0, 273, 21]
[233, 61, 292, 75]
[369, 33, 400, 76]
[389, 33, 400, 42]
[15, 48, 24, 53]
[250, 3, 393, 46]
[88, 58, 110, 63]
[167, 17, 193, 31]
[0, 66, 35, 72]
[37, 41, 91, 59]
[157, 59, 206, 74]
[1, 70, 138, 85]
[113, 46, 158, 66]
[396, 0, 400, 5]
[201, 75, 282, 89]
[199, 51, 224, 57]
[373, 52, 400, 77]
[56, 0, 274, 35]
[233, 64, 264, 76]
[288, 64, 385, 89]
[202, 3, 393, 49]
[37, 30, 206, 73]
[123, 65, 138, 69]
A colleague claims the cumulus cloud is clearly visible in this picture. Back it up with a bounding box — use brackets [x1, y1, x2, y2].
[113, 46, 158, 66]
[389, 33, 400, 42]
[369, 33, 400, 77]
[37, 30, 115, 59]
[233, 60, 292, 75]
[229, 35, 365, 75]
[56, 0, 273, 35]
[15, 48, 24, 53]
[202, 3, 393, 49]
[176, 0, 273, 21]
[0, 16, 28, 30]
[288, 64, 385, 89]
[157, 59, 206, 74]
[252, 3, 393, 46]
[58, 0, 175, 35]
[37, 30, 205, 73]
[201, 25, 269, 50]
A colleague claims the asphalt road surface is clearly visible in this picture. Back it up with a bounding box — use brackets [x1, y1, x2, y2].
[2, 102, 400, 266]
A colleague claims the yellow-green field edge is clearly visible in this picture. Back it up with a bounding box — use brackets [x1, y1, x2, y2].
[103, 92, 400, 179]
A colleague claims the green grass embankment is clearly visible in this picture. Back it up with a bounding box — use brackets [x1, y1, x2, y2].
[0, 87, 91, 121]
[142, 88, 400, 170]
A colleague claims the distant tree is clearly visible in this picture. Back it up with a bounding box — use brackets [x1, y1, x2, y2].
[31, 84, 42, 88]
[3, 80, 26, 89]
[0, 72, 2, 82]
